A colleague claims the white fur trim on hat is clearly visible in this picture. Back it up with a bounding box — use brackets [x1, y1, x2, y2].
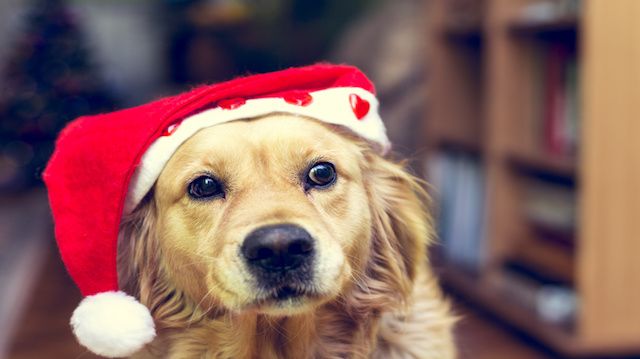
[71, 291, 156, 358]
[124, 86, 389, 213]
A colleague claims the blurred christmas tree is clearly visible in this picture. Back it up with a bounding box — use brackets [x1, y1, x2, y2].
[0, 0, 116, 191]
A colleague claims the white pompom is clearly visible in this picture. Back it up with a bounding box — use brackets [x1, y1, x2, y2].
[71, 291, 156, 358]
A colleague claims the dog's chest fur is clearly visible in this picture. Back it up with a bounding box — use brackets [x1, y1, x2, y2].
[138, 309, 373, 358]
[130, 274, 455, 359]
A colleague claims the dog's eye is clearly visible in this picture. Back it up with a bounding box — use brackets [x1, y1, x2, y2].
[306, 162, 337, 189]
[188, 176, 224, 200]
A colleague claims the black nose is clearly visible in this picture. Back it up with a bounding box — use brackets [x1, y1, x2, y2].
[242, 224, 314, 272]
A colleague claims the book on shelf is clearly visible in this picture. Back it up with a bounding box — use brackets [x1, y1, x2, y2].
[516, 0, 581, 24]
[523, 177, 576, 244]
[531, 41, 581, 158]
[427, 151, 486, 271]
[498, 260, 578, 327]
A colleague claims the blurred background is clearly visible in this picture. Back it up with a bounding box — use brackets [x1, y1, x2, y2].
[1, 0, 639, 358]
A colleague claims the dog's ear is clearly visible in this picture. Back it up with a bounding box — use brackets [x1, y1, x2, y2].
[118, 194, 201, 330]
[347, 151, 433, 314]
[118, 194, 160, 306]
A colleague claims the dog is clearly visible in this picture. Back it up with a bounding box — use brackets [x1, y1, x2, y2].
[116, 113, 455, 358]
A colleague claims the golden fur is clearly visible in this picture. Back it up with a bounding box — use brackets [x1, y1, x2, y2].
[117, 114, 455, 358]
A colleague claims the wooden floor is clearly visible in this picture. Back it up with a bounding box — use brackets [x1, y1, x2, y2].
[7, 243, 552, 359]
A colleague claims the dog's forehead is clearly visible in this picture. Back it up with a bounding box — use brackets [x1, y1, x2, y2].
[183, 115, 358, 162]
[158, 114, 366, 187]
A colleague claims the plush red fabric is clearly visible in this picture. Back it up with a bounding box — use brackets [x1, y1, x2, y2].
[43, 64, 375, 297]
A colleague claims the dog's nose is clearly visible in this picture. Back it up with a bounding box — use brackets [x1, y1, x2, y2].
[242, 224, 314, 272]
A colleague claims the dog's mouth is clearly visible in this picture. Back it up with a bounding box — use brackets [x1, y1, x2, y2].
[251, 283, 321, 311]
[272, 285, 307, 300]
[249, 264, 319, 304]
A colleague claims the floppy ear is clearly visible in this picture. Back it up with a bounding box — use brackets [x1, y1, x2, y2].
[117, 195, 160, 303]
[346, 151, 433, 314]
[118, 194, 203, 331]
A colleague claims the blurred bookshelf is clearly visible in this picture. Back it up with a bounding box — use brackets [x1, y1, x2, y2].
[425, 0, 640, 356]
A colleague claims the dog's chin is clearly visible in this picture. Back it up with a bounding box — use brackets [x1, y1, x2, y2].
[252, 289, 327, 316]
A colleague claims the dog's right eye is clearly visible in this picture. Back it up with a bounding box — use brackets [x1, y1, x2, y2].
[188, 175, 224, 200]
[305, 162, 337, 190]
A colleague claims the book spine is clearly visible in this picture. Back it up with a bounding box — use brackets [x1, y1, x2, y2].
[543, 43, 568, 156]
[430, 151, 486, 271]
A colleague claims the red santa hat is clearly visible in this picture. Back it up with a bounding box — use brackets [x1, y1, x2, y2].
[43, 64, 390, 357]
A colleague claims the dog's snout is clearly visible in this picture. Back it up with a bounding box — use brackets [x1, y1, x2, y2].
[242, 224, 314, 272]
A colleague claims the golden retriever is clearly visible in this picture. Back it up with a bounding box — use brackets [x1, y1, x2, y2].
[116, 114, 455, 358]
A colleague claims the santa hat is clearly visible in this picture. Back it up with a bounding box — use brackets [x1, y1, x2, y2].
[43, 64, 390, 357]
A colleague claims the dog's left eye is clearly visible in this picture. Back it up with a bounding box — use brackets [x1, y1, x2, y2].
[305, 162, 337, 189]
[188, 175, 224, 200]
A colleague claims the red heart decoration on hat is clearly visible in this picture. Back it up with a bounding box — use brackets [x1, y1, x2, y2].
[349, 93, 370, 120]
[218, 97, 246, 110]
[283, 91, 313, 106]
[162, 122, 181, 136]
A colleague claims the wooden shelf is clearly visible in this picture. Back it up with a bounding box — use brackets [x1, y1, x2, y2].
[510, 236, 575, 285]
[427, 0, 640, 355]
[438, 261, 582, 356]
[507, 148, 576, 180]
[433, 131, 483, 155]
[438, 261, 640, 357]
[508, 16, 579, 36]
